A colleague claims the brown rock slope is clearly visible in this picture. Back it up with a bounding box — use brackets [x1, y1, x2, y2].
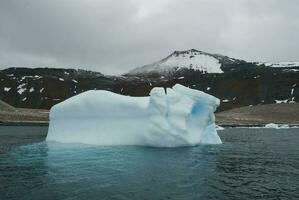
[0, 99, 48, 123]
[216, 103, 299, 125]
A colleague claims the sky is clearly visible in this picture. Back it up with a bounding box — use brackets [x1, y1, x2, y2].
[0, 0, 299, 75]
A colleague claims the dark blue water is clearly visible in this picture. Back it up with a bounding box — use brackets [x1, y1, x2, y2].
[0, 127, 299, 200]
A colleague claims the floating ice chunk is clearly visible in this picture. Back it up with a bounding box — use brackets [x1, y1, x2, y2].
[216, 125, 225, 131]
[47, 84, 222, 147]
[265, 123, 279, 129]
[265, 123, 291, 129]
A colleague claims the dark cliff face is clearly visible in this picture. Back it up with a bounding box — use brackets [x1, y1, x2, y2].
[0, 63, 298, 112]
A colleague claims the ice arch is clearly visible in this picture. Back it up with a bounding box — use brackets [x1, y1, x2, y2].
[46, 84, 222, 147]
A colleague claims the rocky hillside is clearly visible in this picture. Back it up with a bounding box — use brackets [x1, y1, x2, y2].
[0, 49, 298, 111]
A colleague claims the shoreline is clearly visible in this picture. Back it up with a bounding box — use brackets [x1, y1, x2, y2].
[0, 121, 49, 126]
[1, 103, 299, 128]
[1, 120, 299, 128]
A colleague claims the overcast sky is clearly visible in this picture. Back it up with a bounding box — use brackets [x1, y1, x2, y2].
[0, 0, 299, 74]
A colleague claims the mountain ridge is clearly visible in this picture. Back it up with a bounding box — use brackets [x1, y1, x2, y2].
[0, 49, 298, 111]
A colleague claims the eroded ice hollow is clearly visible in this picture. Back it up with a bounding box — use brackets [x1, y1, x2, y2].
[46, 84, 222, 147]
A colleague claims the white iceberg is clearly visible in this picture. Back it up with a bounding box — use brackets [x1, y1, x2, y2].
[46, 84, 222, 147]
[265, 123, 291, 129]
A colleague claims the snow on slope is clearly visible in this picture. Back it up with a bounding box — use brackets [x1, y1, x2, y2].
[128, 49, 223, 75]
[258, 61, 299, 68]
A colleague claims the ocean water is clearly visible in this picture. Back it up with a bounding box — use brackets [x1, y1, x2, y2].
[0, 127, 299, 200]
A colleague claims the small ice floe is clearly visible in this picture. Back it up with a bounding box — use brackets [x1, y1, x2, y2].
[216, 125, 225, 131]
[265, 123, 279, 129]
[59, 78, 64, 81]
[72, 79, 78, 83]
[222, 99, 229, 103]
[178, 76, 184, 79]
[64, 71, 70, 75]
[265, 123, 290, 129]
[22, 97, 27, 101]
[206, 87, 211, 91]
[40, 88, 45, 93]
[4, 87, 11, 92]
[29, 87, 34, 92]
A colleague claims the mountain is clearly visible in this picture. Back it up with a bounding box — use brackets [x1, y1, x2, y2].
[0, 49, 298, 111]
[126, 49, 245, 77]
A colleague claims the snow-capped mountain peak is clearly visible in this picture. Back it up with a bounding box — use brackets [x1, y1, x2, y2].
[127, 49, 242, 76]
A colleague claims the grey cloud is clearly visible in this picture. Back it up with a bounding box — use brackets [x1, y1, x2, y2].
[0, 0, 298, 74]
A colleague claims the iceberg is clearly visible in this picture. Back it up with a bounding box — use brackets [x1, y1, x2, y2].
[46, 84, 222, 147]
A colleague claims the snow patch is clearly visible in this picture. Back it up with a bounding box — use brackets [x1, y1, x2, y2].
[262, 61, 299, 68]
[4, 87, 11, 92]
[18, 88, 26, 94]
[17, 83, 27, 94]
[275, 99, 288, 104]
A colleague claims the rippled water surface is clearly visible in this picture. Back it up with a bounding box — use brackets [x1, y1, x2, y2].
[0, 126, 299, 200]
